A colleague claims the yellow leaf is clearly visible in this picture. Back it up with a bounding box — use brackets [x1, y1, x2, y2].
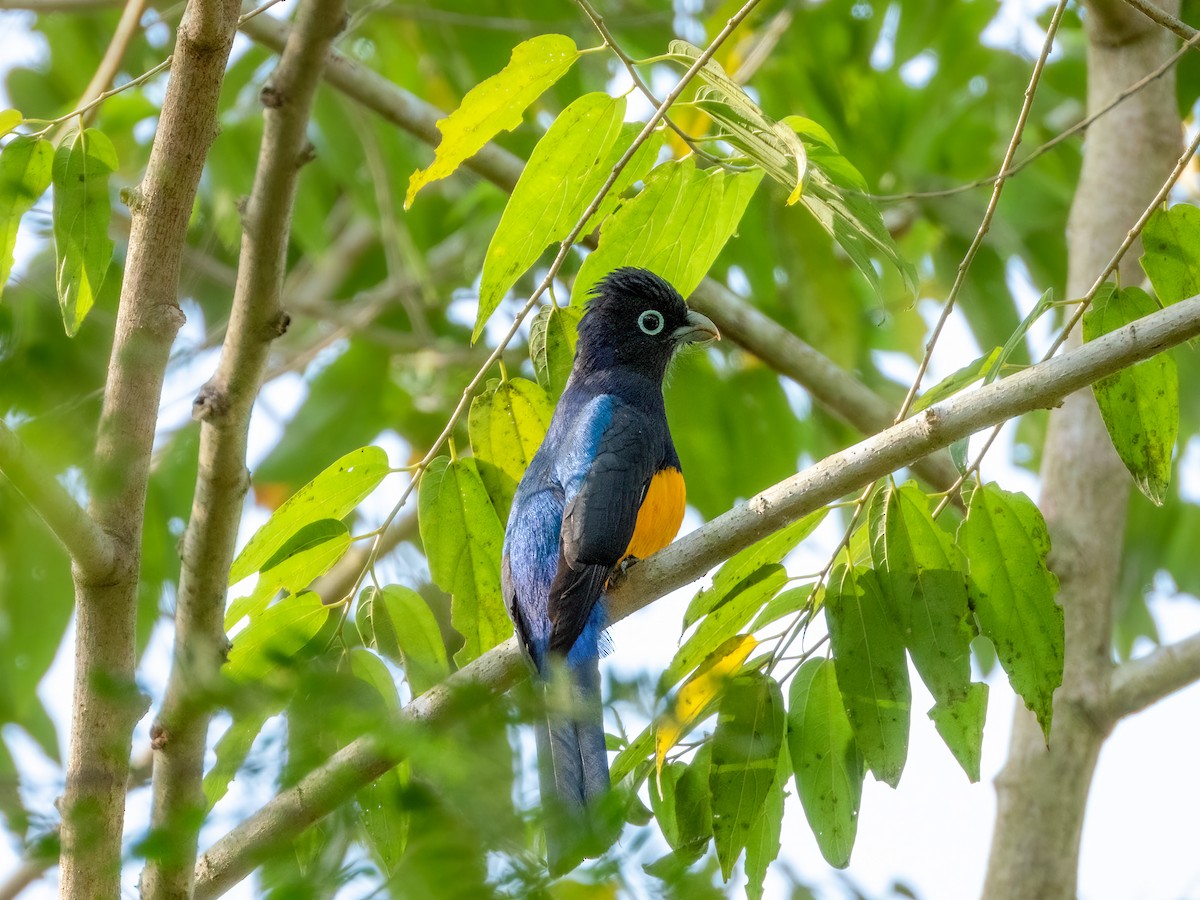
[654, 634, 756, 780]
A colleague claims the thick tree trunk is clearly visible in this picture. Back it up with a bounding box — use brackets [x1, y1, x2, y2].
[981, 3, 1181, 898]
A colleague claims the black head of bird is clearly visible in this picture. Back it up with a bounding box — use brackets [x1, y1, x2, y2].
[574, 267, 719, 379]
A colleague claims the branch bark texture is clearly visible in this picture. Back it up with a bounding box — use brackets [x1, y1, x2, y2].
[238, 12, 961, 494]
[140, 1, 347, 896]
[982, 3, 1182, 898]
[60, 1, 241, 895]
[194, 292, 1200, 897]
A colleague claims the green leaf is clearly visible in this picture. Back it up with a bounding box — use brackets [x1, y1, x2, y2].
[225, 590, 330, 683]
[958, 484, 1063, 741]
[0, 135, 52, 302]
[230, 446, 390, 584]
[744, 738, 789, 900]
[571, 157, 763, 305]
[357, 586, 450, 697]
[1083, 285, 1178, 505]
[825, 566, 910, 787]
[224, 519, 351, 629]
[749, 584, 814, 632]
[476, 93, 626, 340]
[872, 483, 974, 705]
[349, 648, 410, 874]
[418, 456, 512, 666]
[580, 125, 665, 234]
[1140, 203, 1200, 304]
[661, 565, 785, 692]
[649, 744, 713, 857]
[529, 302, 582, 398]
[51, 128, 116, 335]
[405, 34, 579, 208]
[684, 507, 828, 630]
[787, 658, 863, 868]
[204, 710, 270, 809]
[928, 681, 988, 783]
[468, 376, 552, 518]
[709, 672, 785, 881]
[911, 346, 1003, 413]
[0, 110, 21, 138]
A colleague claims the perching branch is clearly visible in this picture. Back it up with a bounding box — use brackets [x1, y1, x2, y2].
[193, 292, 1200, 898]
[236, 11, 962, 494]
[140, 0, 347, 896]
[1109, 631, 1200, 720]
[1121, 0, 1196, 40]
[0, 421, 114, 580]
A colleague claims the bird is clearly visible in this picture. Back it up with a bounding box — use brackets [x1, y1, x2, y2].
[501, 267, 718, 866]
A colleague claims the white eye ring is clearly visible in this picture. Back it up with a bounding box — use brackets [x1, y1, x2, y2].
[638, 309, 664, 335]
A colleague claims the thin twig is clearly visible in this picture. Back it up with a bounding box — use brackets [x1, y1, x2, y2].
[896, 0, 1069, 422]
[1121, 0, 1197, 41]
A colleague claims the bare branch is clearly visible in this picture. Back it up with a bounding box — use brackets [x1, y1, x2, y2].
[72, 0, 150, 130]
[0, 421, 115, 580]
[194, 292, 1200, 898]
[1110, 631, 1200, 720]
[59, 0, 242, 894]
[1120, 0, 1195, 40]
[237, 12, 961, 493]
[140, 0, 348, 895]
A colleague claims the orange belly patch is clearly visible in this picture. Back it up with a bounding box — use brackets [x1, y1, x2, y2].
[623, 467, 686, 562]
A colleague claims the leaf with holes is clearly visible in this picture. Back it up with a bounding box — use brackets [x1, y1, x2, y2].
[1083, 285, 1178, 505]
[958, 484, 1062, 741]
[788, 657, 863, 868]
[419, 456, 511, 665]
[405, 34, 579, 208]
[468, 376, 552, 518]
[52, 128, 117, 335]
[0, 135, 52, 302]
[709, 672, 785, 880]
[230, 446, 389, 584]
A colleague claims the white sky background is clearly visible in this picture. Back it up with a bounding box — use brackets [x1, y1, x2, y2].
[3, 1, 1200, 898]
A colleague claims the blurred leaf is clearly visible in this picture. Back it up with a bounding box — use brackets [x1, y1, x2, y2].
[911, 346, 1002, 413]
[825, 565, 910, 787]
[225, 590, 329, 683]
[230, 446, 389, 584]
[684, 507, 828, 629]
[529, 302, 582, 398]
[0, 135, 52, 301]
[1141, 202, 1200, 304]
[649, 743, 713, 857]
[655, 634, 757, 778]
[710, 672, 785, 881]
[661, 566, 783, 692]
[468, 375, 552, 518]
[0, 110, 21, 137]
[1083, 285, 1178, 505]
[52, 128, 116, 334]
[405, 34, 579, 207]
[572, 158, 763, 304]
[357, 586, 450, 696]
[788, 658, 862, 868]
[928, 681, 988, 783]
[225, 519, 350, 629]
[477, 92, 625, 339]
[418, 456, 511, 665]
[204, 710, 270, 809]
[958, 484, 1062, 741]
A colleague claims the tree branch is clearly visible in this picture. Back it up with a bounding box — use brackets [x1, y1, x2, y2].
[236, 11, 961, 494]
[59, 0, 242, 895]
[1109, 631, 1200, 720]
[194, 292, 1200, 898]
[0, 421, 115, 580]
[140, 0, 347, 896]
[1121, 0, 1195, 40]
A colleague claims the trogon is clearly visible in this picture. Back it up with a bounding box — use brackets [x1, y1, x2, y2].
[501, 267, 718, 861]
